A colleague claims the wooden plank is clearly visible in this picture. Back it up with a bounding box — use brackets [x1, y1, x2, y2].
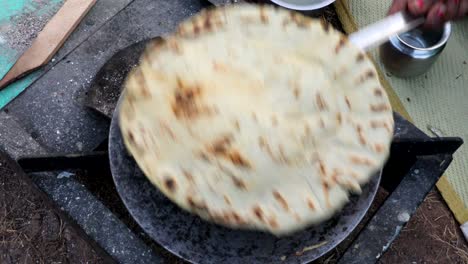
[0, 0, 97, 90]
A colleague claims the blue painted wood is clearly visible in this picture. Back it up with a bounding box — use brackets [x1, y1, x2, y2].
[0, 0, 64, 109]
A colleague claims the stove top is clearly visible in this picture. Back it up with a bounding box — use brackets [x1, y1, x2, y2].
[4, 1, 463, 263]
[15, 110, 462, 263]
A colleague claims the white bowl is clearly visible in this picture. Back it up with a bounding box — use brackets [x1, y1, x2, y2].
[270, 0, 336, 11]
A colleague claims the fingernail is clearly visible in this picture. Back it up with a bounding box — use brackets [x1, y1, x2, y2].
[437, 6, 446, 19]
[417, 0, 424, 9]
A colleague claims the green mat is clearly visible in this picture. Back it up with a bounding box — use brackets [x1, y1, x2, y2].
[0, 0, 64, 109]
[335, 0, 468, 223]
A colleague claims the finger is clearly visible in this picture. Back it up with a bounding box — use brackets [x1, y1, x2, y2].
[407, 0, 437, 16]
[445, 0, 460, 20]
[457, 0, 468, 18]
[389, 0, 409, 14]
[425, 2, 447, 28]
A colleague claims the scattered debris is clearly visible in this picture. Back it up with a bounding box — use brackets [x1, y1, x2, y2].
[427, 125, 445, 138]
[295, 241, 328, 256]
[456, 74, 463, 80]
[280, 255, 286, 261]
[57, 171, 74, 179]
[398, 212, 410, 222]
[406, 97, 411, 102]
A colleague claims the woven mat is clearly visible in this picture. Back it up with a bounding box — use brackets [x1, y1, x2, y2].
[335, 0, 468, 223]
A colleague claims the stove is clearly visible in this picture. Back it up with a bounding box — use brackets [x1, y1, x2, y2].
[14, 36, 463, 262]
[15, 110, 462, 263]
[3, 1, 463, 263]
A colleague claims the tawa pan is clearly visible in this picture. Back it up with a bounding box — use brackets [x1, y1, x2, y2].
[106, 40, 381, 264]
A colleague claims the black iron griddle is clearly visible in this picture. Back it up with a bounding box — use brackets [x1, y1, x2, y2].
[106, 45, 381, 264]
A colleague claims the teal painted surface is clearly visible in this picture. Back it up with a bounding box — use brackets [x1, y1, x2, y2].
[0, 0, 30, 22]
[0, 0, 64, 109]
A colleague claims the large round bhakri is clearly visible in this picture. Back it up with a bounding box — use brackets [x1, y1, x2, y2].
[119, 4, 394, 236]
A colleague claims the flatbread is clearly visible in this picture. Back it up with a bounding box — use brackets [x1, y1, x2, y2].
[119, 4, 394, 236]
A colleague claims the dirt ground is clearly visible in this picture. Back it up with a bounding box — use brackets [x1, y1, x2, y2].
[0, 153, 110, 264]
[380, 190, 468, 264]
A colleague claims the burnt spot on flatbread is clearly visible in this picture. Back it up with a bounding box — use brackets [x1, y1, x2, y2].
[278, 145, 289, 163]
[271, 115, 278, 126]
[258, 136, 267, 148]
[200, 9, 221, 33]
[231, 175, 247, 190]
[160, 121, 176, 140]
[213, 61, 229, 72]
[307, 198, 316, 210]
[182, 170, 194, 182]
[233, 119, 240, 131]
[356, 125, 366, 145]
[293, 87, 300, 99]
[319, 119, 325, 128]
[319, 159, 327, 177]
[320, 18, 330, 32]
[374, 143, 384, 153]
[289, 11, 310, 28]
[356, 70, 376, 84]
[193, 23, 201, 35]
[268, 217, 279, 229]
[370, 120, 392, 133]
[224, 195, 232, 206]
[304, 124, 311, 136]
[241, 15, 258, 24]
[350, 155, 375, 166]
[127, 131, 135, 144]
[356, 53, 365, 62]
[229, 151, 252, 168]
[259, 6, 269, 24]
[370, 104, 391, 112]
[374, 88, 384, 97]
[323, 182, 331, 208]
[273, 191, 289, 211]
[163, 176, 177, 193]
[335, 36, 347, 53]
[232, 212, 242, 224]
[166, 38, 182, 54]
[134, 70, 151, 97]
[345, 96, 351, 109]
[172, 80, 212, 119]
[187, 197, 207, 211]
[336, 113, 342, 125]
[253, 206, 265, 222]
[198, 152, 210, 162]
[209, 134, 233, 154]
[316, 93, 328, 110]
[293, 212, 301, 222]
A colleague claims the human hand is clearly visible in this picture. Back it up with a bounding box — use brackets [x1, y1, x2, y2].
[389, 0, 468, 28]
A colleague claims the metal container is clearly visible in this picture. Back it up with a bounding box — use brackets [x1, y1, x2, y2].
[269, 0, 336, 11]
[379, 22, 451, 78]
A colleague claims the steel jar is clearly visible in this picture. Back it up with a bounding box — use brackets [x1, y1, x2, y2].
[379, 22, 451, 78]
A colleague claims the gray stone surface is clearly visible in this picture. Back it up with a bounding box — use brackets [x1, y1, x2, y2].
[7, 0, 208, 153]
[30, 171, 162, 264]
[0, 112, 47, 159]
